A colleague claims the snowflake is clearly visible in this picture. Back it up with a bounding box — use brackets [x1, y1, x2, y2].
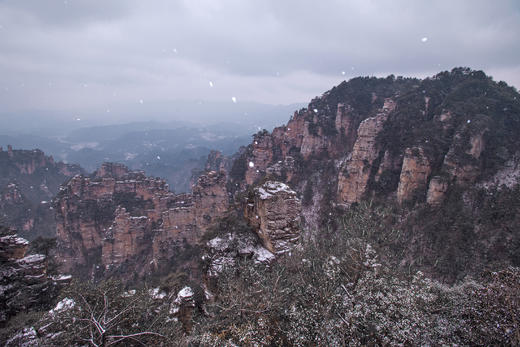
[231, 96, 237, 103]
[421, 37, 428, 42]
[249, 161, 254, 168]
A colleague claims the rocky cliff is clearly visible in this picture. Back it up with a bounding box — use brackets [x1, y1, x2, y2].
[244, 181, 301, 255]
[54, 162, 228, 279]
[52, 68, 520, 283]
[0, 146, 84, 239]
[0, 231, 68, 326]
[225, 68, 520, 280]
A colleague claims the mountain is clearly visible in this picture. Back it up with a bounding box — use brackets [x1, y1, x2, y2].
[0, 146, 84, 240]
[5, 68, 520, 345]
[50, 67, 520, 283]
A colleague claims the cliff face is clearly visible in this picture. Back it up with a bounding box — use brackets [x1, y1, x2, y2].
[0, 232, 68, 325]
[244, 181, 301, 255]
[225, 68, 520, 280]
[0, 146, 84, 239]
[52, 68, 520, 282]
[337, 99, 396, 205]
[55, 163, 228, 279]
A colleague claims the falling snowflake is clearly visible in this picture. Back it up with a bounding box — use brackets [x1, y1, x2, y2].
[157, 156, 161, 160]
[231, 96, 237, 103]
[209, 81, 214, 87]
[172, 48, 178, 53]
[76, 118, 81, 121]
[467, 120, 471, 124]
[421, 37, 428, 42]
[249, 161, 254, 168]
[341, 71, 346, 76]
[313, 108, 318, 113]
[255, 141, 258, 145]
[139, 99, 144, 104]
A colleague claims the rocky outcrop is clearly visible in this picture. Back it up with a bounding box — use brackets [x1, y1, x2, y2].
[337, 99, 396, 205]
[204, 232, 275, 278]
[0, 233, 67, 325]
[426, 176, 449, 206]
[169, 286, 196, 332]
[0, 146, 84, 239]
[397, 147, 432, 204]
[55, 163, 228, 279]
[245, 181, 301, 255]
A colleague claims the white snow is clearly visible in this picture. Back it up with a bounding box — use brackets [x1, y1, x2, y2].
[313, 108, 319, 113]
[50, 298, 75, 314]
[209, 81, 214, 87]
[254, 246, 275, 264]
[139, 99, 144, 104]
[421, 37, 428, 42]
[467, 119, 471, 123]
[177, 286, 194, 299]
[0, 235, 29, 245]
[18, 254, 45, 264]
[231, 96, 237, 103]
[52, 274, 72, 281]
[249, 161, 255, 168]
[149, 287, 167, 300]
[257, 181, 295, 200]
[341, 71, 346, 75]
[156, 155, 161, 160]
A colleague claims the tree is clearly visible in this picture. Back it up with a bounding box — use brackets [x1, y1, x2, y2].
[41, 280, 183, 346]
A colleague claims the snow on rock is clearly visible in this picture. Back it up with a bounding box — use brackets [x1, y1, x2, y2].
[253, 246, 275, 264]
[246, 181, 301, 255]
[149, 287, 167, 300]
[177, 286, 194, 299]
[5, 327, 38, 347]
[50, 298, 75, 315]
[256, 181, 295, 200]
[169, 286, 195, 316]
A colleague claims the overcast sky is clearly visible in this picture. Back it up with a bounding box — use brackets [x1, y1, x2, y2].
[0, 0, 519, 119]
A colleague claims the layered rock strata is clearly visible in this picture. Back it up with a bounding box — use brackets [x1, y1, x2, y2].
[245, 181, 301, 255]
[55, 163, 228, 278]
[0, 233, 68, 324]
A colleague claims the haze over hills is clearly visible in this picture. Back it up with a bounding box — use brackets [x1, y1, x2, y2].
[0, 102, 303, 192]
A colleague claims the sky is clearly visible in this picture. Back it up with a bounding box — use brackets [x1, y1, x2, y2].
[0, 0, 519, 121]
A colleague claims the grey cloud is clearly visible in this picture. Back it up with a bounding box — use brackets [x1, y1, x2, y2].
[0, 0, 519, 118]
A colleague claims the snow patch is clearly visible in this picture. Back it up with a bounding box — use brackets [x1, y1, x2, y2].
[50, 298, 75, 314]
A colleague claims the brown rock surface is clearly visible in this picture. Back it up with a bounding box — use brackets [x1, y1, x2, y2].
[55, 163, 228, 278]
[245, 181, 301, 255]
[426, 176, 449, 206]
[1, 233, 66, 325]
[337, 99, 396, 205]
[397, 147, 432, 204]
